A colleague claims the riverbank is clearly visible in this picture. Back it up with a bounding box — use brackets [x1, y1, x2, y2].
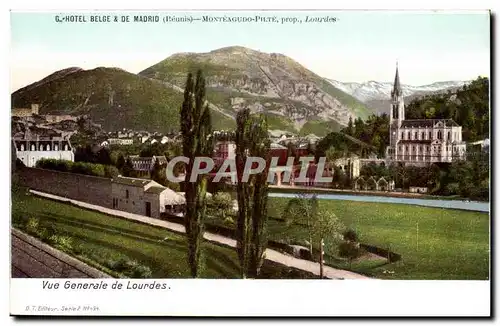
[269, 185, 489, 203]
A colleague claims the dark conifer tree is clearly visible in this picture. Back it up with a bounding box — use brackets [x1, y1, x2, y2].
[235, 109, 270, 278]
[180, 70, 213, 278]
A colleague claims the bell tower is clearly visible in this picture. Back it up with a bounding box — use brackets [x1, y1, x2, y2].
[389, 62, 405, 159]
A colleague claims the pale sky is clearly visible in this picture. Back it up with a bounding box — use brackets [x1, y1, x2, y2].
[10, 11, 490, 92]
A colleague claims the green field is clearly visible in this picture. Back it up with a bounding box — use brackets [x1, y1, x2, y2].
[10, 188, 315, 279]
[266, 198, 490, 280]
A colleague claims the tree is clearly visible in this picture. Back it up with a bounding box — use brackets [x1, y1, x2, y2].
[311, 208, 346, 276]
[306, 142, 315, 156]
[281, 194, 318, 254]
[338, 229, 362, 269]
[311, 208, 345, 251]
[286, 142, 297, 164]
[210, 192, 234, 224]
[325, 146, 341, 162]
[150, 159, 163, 184]
[180, 70, 214, 278]
[116, 153, 126, 171]
[122, 158, 135, 177]
[338, 169, 348, 189]
[338, 241, 362, 270]
[345, 116, 354, 136]
[96, 148, 112, 165]
[235, 108, 271, 278]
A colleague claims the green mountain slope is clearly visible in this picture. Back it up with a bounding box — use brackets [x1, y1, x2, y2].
[12, 46, 372, 137]
[140, 46, 371, 135]
[11, 67, 236, 133]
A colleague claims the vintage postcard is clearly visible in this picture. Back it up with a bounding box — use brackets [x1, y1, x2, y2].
[9, 9, 491, 317]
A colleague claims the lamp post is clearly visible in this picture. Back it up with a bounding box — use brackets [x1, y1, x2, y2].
[416, 222, 419, 252]
[320, 238, 325, 279]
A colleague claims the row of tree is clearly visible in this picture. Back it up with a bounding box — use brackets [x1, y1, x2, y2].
[35, 158, 119, 178]
[180, 70, 271, 278]
[358, 152, 489, 200]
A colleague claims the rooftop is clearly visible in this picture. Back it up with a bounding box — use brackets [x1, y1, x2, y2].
[398, 140, 433, 144]
[144, 186, 169, 194]
[112, 176, 153, 187]
[401, 119, 460, 128]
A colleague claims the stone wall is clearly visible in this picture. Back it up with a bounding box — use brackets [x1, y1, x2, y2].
[12, 228, 112, 278]
[17, 167, 112, 208]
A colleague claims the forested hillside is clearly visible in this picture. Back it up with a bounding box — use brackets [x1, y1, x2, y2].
[405, 77, 489, 142]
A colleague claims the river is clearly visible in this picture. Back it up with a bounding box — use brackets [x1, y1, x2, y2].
[268, 192, 489, 213]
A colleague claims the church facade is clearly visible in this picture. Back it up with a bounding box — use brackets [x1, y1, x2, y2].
[386, 66, 467, 164]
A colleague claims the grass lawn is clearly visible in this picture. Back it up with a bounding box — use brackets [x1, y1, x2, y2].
[266, 198, 490, 280]
[10, 188, 316, 279]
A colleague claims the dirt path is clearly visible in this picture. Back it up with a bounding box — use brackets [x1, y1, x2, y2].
[29, 190, 371, 280]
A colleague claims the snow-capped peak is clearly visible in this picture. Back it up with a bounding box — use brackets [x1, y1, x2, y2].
[328, 79, 470, 102]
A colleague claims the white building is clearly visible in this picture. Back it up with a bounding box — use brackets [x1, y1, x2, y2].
[213, 140, 236, 167]
[13, 137, 74, 167]
[160, 136, 171, 144]
[386, 65, 467, 164]
[332, 155, 361, 179]
[129, 155, 168, 177]
[111, 176, 185, 218]
[108, 138, 133, 146]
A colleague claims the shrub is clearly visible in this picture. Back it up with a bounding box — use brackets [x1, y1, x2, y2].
[48, 235, 73, 252]
[35, 227, 50, 241]
[208, 192, 234, 220]
[104, 165, 120, 178]
[36, 158, 119, 178]
[130, 264, 153, 278]
[26, 217, 39, 235]
[338, 241, 363, 269]
[343, 229, 359, 242]
[15, 158, 25, 169]
[111, 258, 152, 278]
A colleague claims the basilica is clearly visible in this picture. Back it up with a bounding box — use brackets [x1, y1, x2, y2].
[385, 65, 467, 165]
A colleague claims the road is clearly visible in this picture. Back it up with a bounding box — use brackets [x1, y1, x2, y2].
[28, 190, 370, 280]
[11, 228, 111, 278]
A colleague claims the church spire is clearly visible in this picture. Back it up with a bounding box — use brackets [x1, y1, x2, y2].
[392, 61, 402, 97]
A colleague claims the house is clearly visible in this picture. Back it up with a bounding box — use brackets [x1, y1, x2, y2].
[108, 138, 133, 146]
[409, 186, 428, 194]
[469, 138, 490, 152]
[332, 155, 361, 179]
[353, 176, 395, 192]
[354, 177, 366, 191]
[160, 136, 171, 144]
[12, 104, 39, 118]
[129, 155, 167, 176]
[111, 176, 185, 218]
[13, 135, 74, 167]
[213, 140, 236, 167]
[376, 177, 395, 192]
[44, 114, 78, 123]
[385, 64, 467, 164]
[366, 176, 378, 191]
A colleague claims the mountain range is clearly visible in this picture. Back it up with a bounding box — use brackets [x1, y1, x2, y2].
[328, 79, 470, 115]
[11, 46, 471, 137]
[12, 46, 373, 137]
